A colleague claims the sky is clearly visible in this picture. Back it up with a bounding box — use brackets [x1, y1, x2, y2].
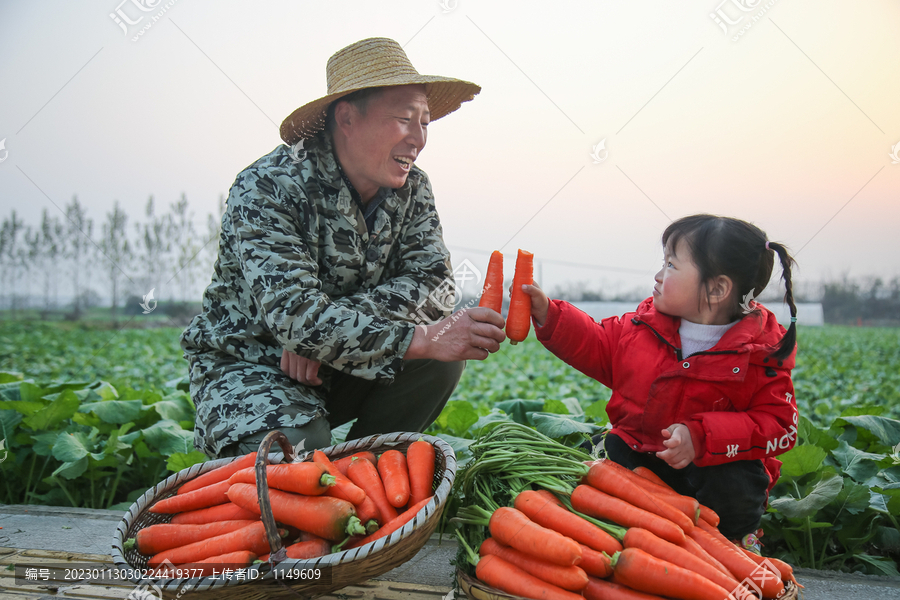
[1, 0, 898, 302]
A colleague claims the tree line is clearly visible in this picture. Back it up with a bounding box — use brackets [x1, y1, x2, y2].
[0, 195, 224, 322]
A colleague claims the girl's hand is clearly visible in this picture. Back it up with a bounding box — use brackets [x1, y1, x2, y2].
[519, 282, 550, 327]
[656, 424, 695, 469]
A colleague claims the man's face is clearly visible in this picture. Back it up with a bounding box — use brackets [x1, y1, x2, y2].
[341, 85, 429, 199]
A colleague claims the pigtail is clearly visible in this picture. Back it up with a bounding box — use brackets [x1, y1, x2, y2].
[767, 241, 797, 361]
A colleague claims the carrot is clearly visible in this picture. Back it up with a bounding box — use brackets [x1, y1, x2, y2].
[347, 496, 433, 549]
[535, 489, 565, 507]
[738, 549, 802, 589]
[612, 548, 733, 600]
[514, 490, 622, 555]
[347, 456, 398, 524]
[506, 249, 533, 344]
[571, 485, 684, 545]
[170, 502, 259, 525]
[678, 534, 732, 577]
[583, 576, 668, 600]
[147, 521, 277, 567]
[176, 452, 258, 496]
[150, 480, 231, 514]
[153, 550, 257, 578]
[619, 469, 701, 525]
[354, 495, 381, 527]
[489, 506, 582, 567]
[688, 526, 784, 599]
[699, 505, 720, 528]
[576, 543, 613, 578]
[586, 460, 694, 533]
[313, 450, 367, 505]
[334, 451, 377, 477]
[407, 440, 436, 507]
[127, 520, 259, 555]
[480, 537, 589, 592]
[259, 538, 333, 562]
[227, 483, 366, 541]
[228, 463, 333, 496]
[476, 554, 584, 600]
[377, 450, 411, 509]
[478, 251, 504, 313]
[633, 466, 668, 487]
[623, 528, 747, 599]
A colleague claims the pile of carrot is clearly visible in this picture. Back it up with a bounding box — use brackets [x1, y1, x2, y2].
[126, 440, 438, 578]
[453, 424, 800, 600]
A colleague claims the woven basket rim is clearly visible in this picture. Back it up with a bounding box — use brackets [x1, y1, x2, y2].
[110, 431, 455, 591]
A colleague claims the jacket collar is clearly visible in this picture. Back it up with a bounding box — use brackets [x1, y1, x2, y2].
[633, 297, 795, 368]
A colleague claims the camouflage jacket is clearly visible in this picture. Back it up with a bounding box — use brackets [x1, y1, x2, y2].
[180, 131, 454, 381]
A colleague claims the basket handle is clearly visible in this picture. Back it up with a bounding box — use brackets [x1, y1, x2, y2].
[255, 430, 296, 562]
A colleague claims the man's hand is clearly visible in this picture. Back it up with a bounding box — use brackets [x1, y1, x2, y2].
[656, 424, 696, 469]
[281, 350, 323, 386]
[405, 306, 506, 361]
[518, 282, 550, 327]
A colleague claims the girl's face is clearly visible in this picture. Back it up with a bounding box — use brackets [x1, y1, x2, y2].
[653, 237, 704, 321]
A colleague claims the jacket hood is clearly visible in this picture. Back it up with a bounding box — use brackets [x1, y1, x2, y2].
[633, 297, 795, 369]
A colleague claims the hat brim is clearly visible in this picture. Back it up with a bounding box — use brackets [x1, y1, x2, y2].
[279, 76, 481, 145]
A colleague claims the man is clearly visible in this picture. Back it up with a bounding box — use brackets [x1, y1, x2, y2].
[180, 38, 506, 458]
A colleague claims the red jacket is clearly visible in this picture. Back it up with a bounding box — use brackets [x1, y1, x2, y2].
[534, 298, 798, 492]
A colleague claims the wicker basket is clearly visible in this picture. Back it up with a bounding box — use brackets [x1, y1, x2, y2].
[111, 431, 456, 599]
[457, 567, 800, 600]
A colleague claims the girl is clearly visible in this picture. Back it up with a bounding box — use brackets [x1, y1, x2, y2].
[522, 214, 799, 550]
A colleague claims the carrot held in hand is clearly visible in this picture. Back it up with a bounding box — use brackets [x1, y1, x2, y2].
[611, 548, 733, 600]
[480, 537, 589, 592]
[407, 439, 436, 506]
[150, 480, 231, 514]
[478, 251, 504, 313]
[377, 449, 411, 508]
[346, 456, 398, 524]
[228, 462, 334, 496]
[506, 249, 533, 344]
[177, 452, 257, 496]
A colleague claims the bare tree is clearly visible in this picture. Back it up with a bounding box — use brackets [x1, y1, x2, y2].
[101, 201, 132, 323]
[64, 196, 94, 317]
[135, 196, 171, 307]
[1, 211, 25, 315]
[38, 209, 65, 315]
[169, 194, 200, 302]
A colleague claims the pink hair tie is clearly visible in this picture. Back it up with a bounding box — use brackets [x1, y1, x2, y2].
[765, 241, 771, 250]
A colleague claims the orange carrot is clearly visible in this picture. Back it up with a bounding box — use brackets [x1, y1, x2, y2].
[227, 483, 366, 541]
[514, 490, 622, 555]
[227, 462, 333, 496]
[377, 450, 410, 509]
[586, 460, 693, 533]
[346, 496, 433, 549]
[699, 505, 720, 528]
[476, 554, 584, 600]
[612, 547, 733, 600]
[688, 525, 784, 599]
[678, 534, 732, 577]
[480, 537, 589, 592]
[620, 468, 701, 525]
[506, 249, 533, 344]
[633, 466, 668, 487]
[576, 543, 613, 578]
[334, 452, 377, 477]
[313, 450, 367, 505]
[571, 485, 684, 545]
[347, 456, 398, 524]
[150, 480, 231, 514]
[259, 538, 332, 562]
[623, 528, 746, 599]
[478, 251, 504, 313]
[489, 506, 582, 567]
[128, 520, 259, 555]
[583, 576, 668, 600]
[535, 489, 565, 507]
[177, 452, 257, 495]
[170, 502, 259, 525]
[738, 548, 802, 589]
[354, 495, 381, 528]
[406, 440, 435, 507]
[153, 550, 257, 578]
[147, 521, 276, 567]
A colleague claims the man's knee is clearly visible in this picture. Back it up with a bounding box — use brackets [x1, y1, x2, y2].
[217, 418, 332, 459]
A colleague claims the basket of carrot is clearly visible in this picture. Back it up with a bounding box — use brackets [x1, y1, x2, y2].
[110, 430, 455, 599]
[450, 423, 800, 600]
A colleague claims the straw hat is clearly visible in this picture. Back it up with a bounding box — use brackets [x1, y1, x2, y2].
[279, 37, 481, 145]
